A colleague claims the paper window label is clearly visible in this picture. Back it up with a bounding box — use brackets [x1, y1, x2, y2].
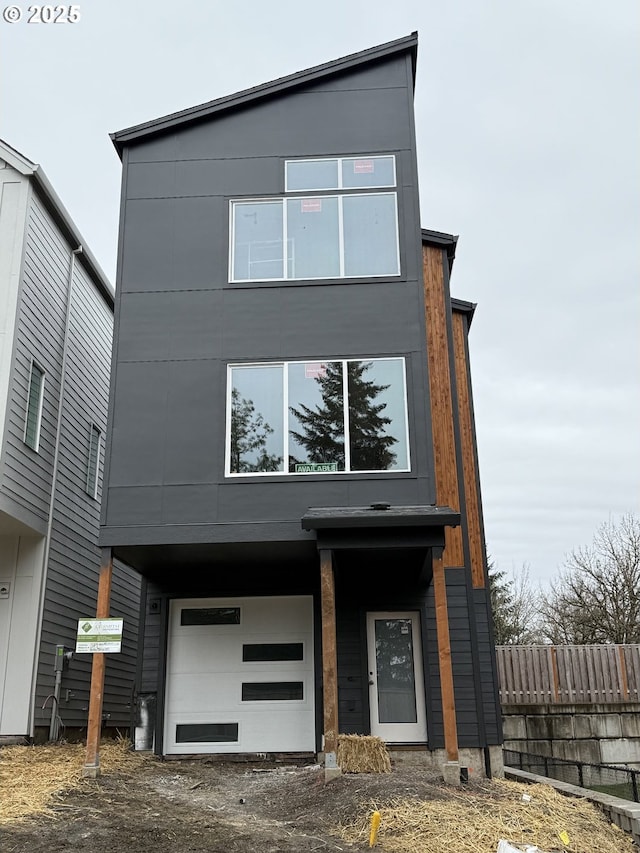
[353, 159, 374, 174]
[305, 362, 327, 379]
[301, 199, 322, 213]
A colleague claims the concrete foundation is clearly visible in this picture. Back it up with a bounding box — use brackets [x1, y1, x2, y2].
[388, 746, 504, 779]
[442, 761, 461, 786]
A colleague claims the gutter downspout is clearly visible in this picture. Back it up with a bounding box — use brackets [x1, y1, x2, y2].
[28, 244, 82, 739]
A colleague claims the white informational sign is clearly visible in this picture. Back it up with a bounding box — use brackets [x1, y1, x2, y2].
[76, 618, 123, 653]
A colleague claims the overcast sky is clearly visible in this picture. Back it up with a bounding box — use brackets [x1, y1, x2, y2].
[1, 0, 638, 587]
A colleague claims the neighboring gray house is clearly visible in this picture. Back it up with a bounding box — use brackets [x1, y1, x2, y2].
[103, 34, 503, 777]
[0, 140, 140, 741]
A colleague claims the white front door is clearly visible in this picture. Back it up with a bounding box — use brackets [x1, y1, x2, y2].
[164, 595, 314, 755]
[366, 612, 427, 742]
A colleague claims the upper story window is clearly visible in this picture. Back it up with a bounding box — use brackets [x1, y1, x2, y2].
[85, 423, 102, 499]
[24, 361, 45, 451]
[226, 357, 409, 476]
[230, 155, 400, 283]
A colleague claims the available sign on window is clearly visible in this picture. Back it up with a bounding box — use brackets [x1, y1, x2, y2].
[75, 618, 124, 653]
[305, 362, 327, 379]
[294, 462, 338, 473]
[301, 199, 322, 213]
[354, 159, 374, 173]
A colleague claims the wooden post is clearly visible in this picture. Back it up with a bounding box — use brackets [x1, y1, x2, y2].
[83, 548, 113, 778]
[319, 549, 339, 778]
[433, 548, 459, 762]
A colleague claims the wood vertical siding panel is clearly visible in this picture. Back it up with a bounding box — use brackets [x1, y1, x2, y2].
[433, 552, 458, 759]
[451, 312, 485, 587]
[320, 550, 338, 757]
[422, 245, 463, 566]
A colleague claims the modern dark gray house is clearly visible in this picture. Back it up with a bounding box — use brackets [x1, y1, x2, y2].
[102, 33, 503, 777]
[0, 140, 141, 742]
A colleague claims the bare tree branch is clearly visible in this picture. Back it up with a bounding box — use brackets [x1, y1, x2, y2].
[539, 514, 640, 644]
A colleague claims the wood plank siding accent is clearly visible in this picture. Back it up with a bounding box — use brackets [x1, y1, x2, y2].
[423, 245, 463, 566]
[451, 311, 485, 588]
[497, 645, 640, 705]
[433, 550, 459, 760]
[320, 550, 339, 759]
[84, 549, 113, 774]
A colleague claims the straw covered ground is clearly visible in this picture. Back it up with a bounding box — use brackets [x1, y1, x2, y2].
[0, 741, 636, 852]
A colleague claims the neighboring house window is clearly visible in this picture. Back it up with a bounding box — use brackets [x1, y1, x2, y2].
[226, 357, 409, 476]
[24, 362, 45, 451]
[86, 424, 101, 499]
[230, 155, 400, 282]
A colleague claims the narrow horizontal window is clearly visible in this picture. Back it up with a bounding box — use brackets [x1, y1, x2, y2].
[241, 682, 304, 701]
[230, 192, 399, 282]
[285, 155, 395, 192]
[86, 424, 101, 499]
[180, 607, 241, 626]
[176, 723, 238, 743]
[242, 643, 304, 662]
[227, 358, 410, 476]
[24, 362, 45, 451]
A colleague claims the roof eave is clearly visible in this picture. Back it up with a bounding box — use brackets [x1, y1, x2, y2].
[451, 297, 477, 327]
[111, 32, 418, 158]
[301, 504, 460, 531]
[1, 139, 114, 306]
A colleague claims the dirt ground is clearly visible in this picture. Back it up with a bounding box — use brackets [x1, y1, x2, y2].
[0, 748, 635, 853]
[0, 753, 450, 853]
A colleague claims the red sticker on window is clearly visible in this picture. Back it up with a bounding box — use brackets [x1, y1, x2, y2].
[301, 199, 322, 213]
[305, 362, 327, 379]
[353, 159, 374, 174]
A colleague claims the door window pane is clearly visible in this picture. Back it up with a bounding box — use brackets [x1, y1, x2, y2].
[288, 360, 345, 472]
[348, 359, 407, 471]
[181, 607, 241, 626]
[176, 723, 238, 743]
[233, 201, 284, 280]
[343, 194, 399, 277]
[230, 366, 284, 473]
[241, 682, 304, 701]
[286, 159, 339, 191]
[374, 618, 417, 724]
[342, 156, 395, 188]
[242, 643, 303, 662]
[286, 197, 340, 279]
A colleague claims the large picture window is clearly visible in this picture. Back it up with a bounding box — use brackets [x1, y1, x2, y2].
[226, 358, 409, 476]
[230, 155, 400, 282]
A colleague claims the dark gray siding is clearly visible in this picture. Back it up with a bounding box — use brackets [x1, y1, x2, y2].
[422, 570, 502, 750]
[102, 52, 435, 549]
[336, 606, 367, 735]
[473, 587, 503, 744]
[33, 253, 140, 728]
[444, 569, 480, 747]
[0, 191, 65, 529]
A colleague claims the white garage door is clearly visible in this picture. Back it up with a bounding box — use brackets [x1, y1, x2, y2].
[164, 596, 315, 754]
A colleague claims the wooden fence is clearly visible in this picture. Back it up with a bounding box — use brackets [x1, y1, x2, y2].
[496, 645, 640, 705]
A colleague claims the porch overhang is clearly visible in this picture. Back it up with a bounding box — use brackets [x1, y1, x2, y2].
[301, 504, 460, 550]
